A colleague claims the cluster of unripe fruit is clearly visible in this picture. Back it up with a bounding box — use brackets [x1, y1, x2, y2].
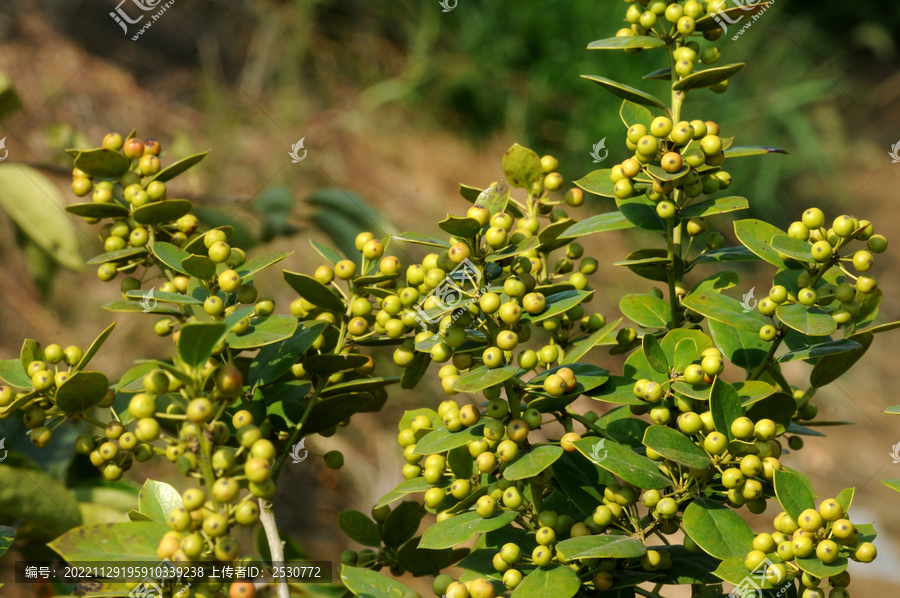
[70, 133, 162, 202]
[752, 207, 888, 340]
[610, 116, 733, 223]
[0, 343, 94, 449]
[617, 0, 731, 54]
[742, 499, 875, 598]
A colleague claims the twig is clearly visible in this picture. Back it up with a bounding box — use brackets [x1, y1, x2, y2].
[258, 498, 289, 598]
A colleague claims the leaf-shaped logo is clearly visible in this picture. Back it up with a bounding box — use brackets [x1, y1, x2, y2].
[289, 137, 307, 163]
[890, 442, 900, 464]
[0, 137, 7, 162]
[588, 438, 607, 463]
[589, 138, 608, 163]
[740, 287, 757, 313]
[890, 140, 900, 164]
[438, 0, 457, 12]
[0, 437, 6, 463]
[139, 287, 158, 313]
[290, 438, 309, 463]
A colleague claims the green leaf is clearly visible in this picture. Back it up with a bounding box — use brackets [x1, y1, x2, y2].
[556, 535, 647, 560]
[438, 215, 483, 238]
[283, 271, 345, 313]
[178, 322, 229, 369]
[485, 236, 541, 263]
[836, 487, 855, 513]
[617, 193, 665, 231]
[529, 363, 609, 395]
[56, 371, 110, 413]
[679, 196, 748, 218]
[619, 100, 655, 129]
[682, 498, 754, 560]
[646, 163, 690, 182]
[475, 181, 510, 216]
[391, 231, 451, 248]
[562, 318, 622, 364]
[125, 289, 203, 305]
[769, 234, 815, 263]
[672, 339, 698, 371]
[616, 248, 682, 283]
[774, 469, 816, 521]
[401, 352, 431, 390]
[413, 424, 487, 455]
[811, 332, 873, 388]
[419, 510, 517, 550]
[0, 525, 14, 559]
[692, 271, 739, 295]
[502, 143, 543, 189]
[341, 566, 415, 598]
[20, 339, 43, 370]
[551, 450, 614, 513]
[303, 353, 369, 374]
[180, 255, 216, 280]
[642, 334, 668, 374]
[228, 314, 298, 349]
[642, 426, 710, 469]
[585, 376, 644, 406]
[559, 211, 634, 239]
[50, 521, 167, 562]
[725, 145, 789, 158]
[448, 445, 474, 479]
[710, 378, 743, 440]
[73, 148, 130, 177]
[581, 75, 666, 108]
[250, 321, 328, 388]
[573, 437, 670, 489]
[619, 294, 671, 329]
[588, 36, 666, 50]
[607, 418, 650, 448]
[147, 151, 208, 184]
[0, 359, 32, 388]
[236, 252, 293, 279]
[708, 318, 769, 373]
[673, 63, 745, 91]
[66, 202, 130, 219]
[453, 365, 519, 393]
[137, 480, 183, 525]
[102, 300, 182, 315]
[133, 199, 193, 225]
[396, 535, 454, 577]
[338, 510, 381, 547]
[0, 164, 84, 271]
[776, 304, 837, 337]
[151, 242, 192, 275]
[382, 501, 424, 548]
[692, 246, 761, 264]
[574, 168, 615, 198]
[0, 464, 82, 538]
[503, 446, 564, 481]
[520, 290, 592, 324]
[310, 239, 342, 265]
[734, 219, 790, 269]
[881, 479, 900, 493]
[511, 565, 581, 598]
[778, 339, 862, 363]
[87, 247, 149, 265]
[713, 557, 782, 588]
[682, 291, 767, 332]
[796, 557, 848, 578]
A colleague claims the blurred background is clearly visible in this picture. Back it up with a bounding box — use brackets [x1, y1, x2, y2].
[0, 0, 900, 595]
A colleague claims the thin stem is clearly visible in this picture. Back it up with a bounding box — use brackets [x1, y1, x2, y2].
[667, 218, 682, 329]
[748, 334, 784, 381]
[636, 588, 665, 598]
[272, 380, 326, 482]
[259, 499, 290, 598]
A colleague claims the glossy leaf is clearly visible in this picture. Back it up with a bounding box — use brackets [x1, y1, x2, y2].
[672, 338, 698, 371]
[73, 148, 130, 177]
[713, 557, 782, 589]
[438, 215, 483, 238]
[511, 565, 580, 598]
[574, 168, 615, 198]
[692, 271, 739, 294]
[679, 196, 748, 218]
[66, 202, 130, 219]
[76, 322, 117, 371]
[519, 290, 593, 323]
[776, 304, 837, 337]
[734, 219, 790, 268]
[151, 242, 192, 275]
[619, 294, 671, 329]
[726, 145, 788, 158]
[392, 232, 451, 248]
[502, 143, 543, 189]
[485, 236, 541, 263]
[147, 151, 209, 184]
[137, 480, 183, 525]
[642, 425, 710, 469]
[551, 450, 614, 513]
[338, 510, 381, 547]
[562, 318, 622, 364]
[419, 510, 517, 550]
[453, 365, 519, 393]
[249, 321, 328, 388]
[0, 526, 13, 559]
[588, 36, 666, 50]
[181, 255, 216, 280]
[125, 289, 202, 305]
[709, 318, 770, 372]
[586, 376, 645, 406]
[0, 359, 35, 388]
[227, 314, 298, 349]
[774, 469, 816, 521]
[581, 75, 666, 108]
[559, 211, 634, 239]
[87, 247, 148, 265]
[56, 371, 110, 413]
[619, 99, 655, 129]
[556, 535, 646, 560]
[710, 378, 743, 440]
[682, 498, 754, 560]
[503, 446, 564, 481]
[673, 63, 745, 91]
[133, 199, 192, 225]
[178, 322, 228, 369]
[616, 248, 681, 282]
[796, 557, 848, 578]
[645, 163, 689, 181]
[778, 339, 862, 363]
[693, 245, 761, 264]
[573, 437, 670, 489]
[340, 565, 415, 598]
[810, 331, 872, 388]
[682, 291, 767, 332]
[617, 193, 665, 231]
[414, 424, 487, 455]
[283, 271, 345, 313]
[642, 333, 668, 374]
[475, 180, 511, 216]
[236, 251, 292, 278]
[382, 501, 425, 548]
